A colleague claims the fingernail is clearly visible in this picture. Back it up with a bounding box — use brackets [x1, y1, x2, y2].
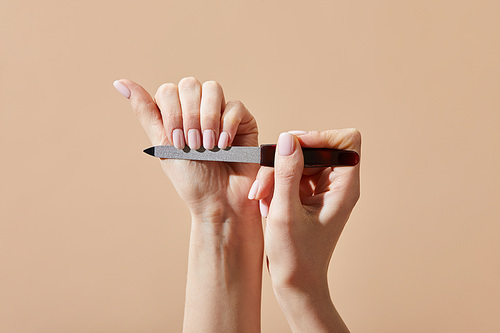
[278, 132, 294, 156]
[172, 129, 185, 149]
[188, 129, 201, 150]
[218, 132, 230, 149]
[113, 80, 131, 99]
[203, 130, 216, 150]
[259, 199, 269, 218]
[248, 179, 259, 200]
[288, 130, 308, 135]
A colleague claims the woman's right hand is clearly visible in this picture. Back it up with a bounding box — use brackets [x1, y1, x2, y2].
[249, 129, 361, 332]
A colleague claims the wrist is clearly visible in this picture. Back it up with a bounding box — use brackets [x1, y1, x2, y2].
[190, 200, 261, 225]
[273, 280, 349, 333]
[269, 260, 330, 294]
[187, 214, 264, 286]
[272, 275, 330, 304]
[190, 202, 263, 253]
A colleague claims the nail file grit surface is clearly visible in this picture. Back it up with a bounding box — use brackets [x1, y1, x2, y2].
[144, 146, 260, 163]
[143, 145, 360, 168]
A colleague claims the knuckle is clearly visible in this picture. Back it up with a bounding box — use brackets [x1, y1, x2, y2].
[154, 83, 177, 102]
[202, 107, 219, 118]
[163, 112, 180, 122]
[308, 130, 321, 136]
[346, 128, 362, 147]
[135, 100, 157, 118]
[223, 118, 237, 130]
[275, 167, 297, 185]
[183, 110, 199, 118]
[178, 76, 201, 90]
[324, 128, 361, 150]
[201, 96, 221, 112]
[152, 123, 167, 141]
[226, 99, 244, 109]
[257, 166, 274, 181]
[156, 82, 177, 96]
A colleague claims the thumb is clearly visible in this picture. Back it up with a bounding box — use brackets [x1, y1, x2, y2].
[272, 132, 304, 212]
[113, 79, 166, 146]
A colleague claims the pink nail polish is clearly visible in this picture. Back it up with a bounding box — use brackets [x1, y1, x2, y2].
[278, 132, 294, 156]
[248, 179, 259, 200]
[113, 80, 131, 99]
[288, 130, 308, 136]
[172, 129, 185, 149]
[218, 132, 230, 149]
[203, 130, 216, 150]
[188, 129, 201, 150]
[259, 200, 269, 218]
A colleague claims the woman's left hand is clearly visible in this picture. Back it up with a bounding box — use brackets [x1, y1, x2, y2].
[115, 77, 260, 221]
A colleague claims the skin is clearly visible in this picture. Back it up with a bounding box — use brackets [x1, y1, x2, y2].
[115, 77, 361, 332]
[117, 77, 263, 333]
[250, 129, 361, 332]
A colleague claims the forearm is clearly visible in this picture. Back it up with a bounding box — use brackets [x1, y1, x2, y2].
[183, 210, 263, 333]
[273, 280, 349, 333]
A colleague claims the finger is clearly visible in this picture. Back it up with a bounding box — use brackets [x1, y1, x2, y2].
[302, 167, 326, 176]
[114, 79, 166, 146]
[218, 100, 257, 148]
[200, 81, 224, 150]
[299, 173, 319, 197]
[178, 77, 202, 150]
[259, 197, 270, 218]
[248, 167, 274, 201]
[300, 129, 361, 211]
[286, 131, 324, 176]
[296, 128, 361, 182]
[271, 132, 304, 212]
[154, 83, 185, 149]
[305, 168, 332, 196]
[327, 165, 360, 211]
[296, 128, 361, 153]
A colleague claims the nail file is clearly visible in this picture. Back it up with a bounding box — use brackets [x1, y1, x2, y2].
[143, 145, 359, 168]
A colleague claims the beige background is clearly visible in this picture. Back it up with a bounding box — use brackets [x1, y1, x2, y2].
[1, 0, 499, 332]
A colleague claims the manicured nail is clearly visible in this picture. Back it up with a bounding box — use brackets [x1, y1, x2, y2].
[113, 80, 131, 99]
[218, 132, 230, 149]
[187, 129, 201, 150]
[278, 132, 294, 156]
[172, 129, 185, 149]
[259, 200, 269, 218]
[203, 130, 216, 150]
[248, 179, 259, 200]
[288, 130, 308, 135]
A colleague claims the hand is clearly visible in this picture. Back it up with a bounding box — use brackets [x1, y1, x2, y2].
[249, 129, 361, 332]
[114, 77, 260, 220]
[115, 77, 264, 333]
